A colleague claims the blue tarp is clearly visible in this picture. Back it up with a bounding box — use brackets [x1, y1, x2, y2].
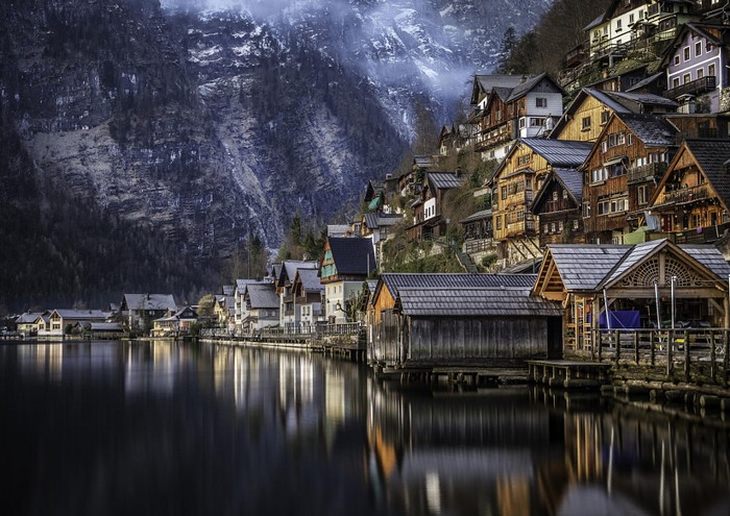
[598, 310, 641, 329]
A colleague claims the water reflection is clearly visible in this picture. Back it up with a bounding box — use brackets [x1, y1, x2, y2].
[0, 341, 728, 515]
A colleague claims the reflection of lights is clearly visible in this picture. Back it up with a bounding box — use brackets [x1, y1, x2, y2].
[325, 366, 345, 425]
[425, 472, 441, 515]
[18, 344, 64, 381]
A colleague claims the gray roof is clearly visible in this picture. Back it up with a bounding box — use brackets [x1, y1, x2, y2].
[554, 168, 583, 203]
[547, 245, 629, 291]
[584, 13, 605, 31]
[54, 309, 110, 320]
[625, 72, 665, 92]
[328, 237, 376, 276]
[246, 284, 280, 309]
[413, 155, 435, 169]
[501, 258, 542, 274]
[607, 90, 678, 109]
[364, 212, 403, 230]
[548, 239, 730, 292]
[87, 322, 123, 331]
[506, 73, 561, 102]
[684, 139, 730, 211]
[295, 268, 324, 293]
[461, 209, 492, 224]
[222, 285, 234, 296]
[282, 260, 318, 286]
[521, 138, 593, 168]
[428, 172, 465, 190]
[122, 294, 177, 312]
[15, 312, 43, 324]
[327, 225, 351, 237]
[616, 112, 678, 147]
[474, 74, 526, 94]
[379, 273, 537, 301]
[396, 287, 561, 317]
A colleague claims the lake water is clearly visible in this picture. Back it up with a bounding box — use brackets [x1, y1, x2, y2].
[1, 340, 729, 515]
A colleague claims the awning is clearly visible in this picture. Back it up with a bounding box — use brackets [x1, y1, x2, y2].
[603, 156, 626, 167]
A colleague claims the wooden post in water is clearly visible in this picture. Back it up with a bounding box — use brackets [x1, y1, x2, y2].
[634, 332, 640, 365]
[615, 330, 621, 364]
[724, 329, 729, 387]
[684, 330, 690, 383]
[598, 330, 603, 362]
[667, 329, 674, 378]
[650, 331, 656, 367]
[710, 331, 716, 383]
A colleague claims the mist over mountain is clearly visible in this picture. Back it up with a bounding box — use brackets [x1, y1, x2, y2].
[0, 0, 549, 310]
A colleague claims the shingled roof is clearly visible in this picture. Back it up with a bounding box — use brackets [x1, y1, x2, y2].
[683, 139, 730, 211]
[616, 112, 678, 147]
[428, 172, 466, 190]
[246, 284, 279, 309]
[460, 209, 492, 224]
[396, 287, 561, 317]
[521, 139, 593, 168]
[122, 294, 177, 312]
[328, 237, 376, 277]
[294, 268, 324, 293]
[531, 167, 583, 214]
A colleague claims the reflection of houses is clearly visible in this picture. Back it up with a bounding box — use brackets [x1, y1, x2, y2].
[152, 306, 198, 337]
[532, 239, 730, 355]
[407, 172, 465, 242]
[320, 237, 376, 323]
[121, 294, 177, 331]
[491, 138, 592, 265]
[581, 112, 678, 244]
[649, 139, 730, 240]
[369, 273, 561, 369]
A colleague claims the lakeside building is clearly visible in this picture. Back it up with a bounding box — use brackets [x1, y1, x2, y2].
[234, 279, 267, 332]
[407, 172, 466, 242]
[152, 306, 198, 338]
[276, 260, 319, 330]
[121, 294, 177, 331]
[242, 283, 280, 333]
[292, 268, 324, 332]
[320, 237, 376, 323]
[15, 312, 45, 337]
[41, 309, 111, 337]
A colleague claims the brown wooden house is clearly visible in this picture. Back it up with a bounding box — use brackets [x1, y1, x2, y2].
[581, 112, 678, 244]
[530, 167, 585, 247]
[649, 139, 730, 239]
[406, 172, 465, 242]
[491, 138, 592, 264]
[550, 87, 677, 143]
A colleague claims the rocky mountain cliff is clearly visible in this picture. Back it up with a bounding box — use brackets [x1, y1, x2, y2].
[0, 0, 549, 309]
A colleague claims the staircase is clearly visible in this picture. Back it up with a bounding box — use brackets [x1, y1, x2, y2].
[456, 250, 479, 273]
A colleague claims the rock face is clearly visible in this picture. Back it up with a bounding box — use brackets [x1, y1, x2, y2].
[0, 0, 548, 309]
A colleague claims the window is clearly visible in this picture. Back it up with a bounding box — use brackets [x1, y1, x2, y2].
[709, 63, 716, 77]
[591, 168, 608, 183]
[616, 19, 622, 31]
[638, 185, 648, 205]
[629, 14, 634, 23]
[673, 77, 680, 88]
[683, 73, 691, 84]
[627, 133, 633, 145]
[501, 186, 508, 200]
[683, 47, 690, 61]
[582, 116, 591, 130]
[552, 191, 558, 201]
[573, 219, 579, 230]
[707, 42, 714, 52]
[519, 118, 526, 129]
[674, 55, 680, 66]
[558, 221, 564, 233]
[496, 216, 502, 230]
[543, 224, 548, 234]
[600, 111, 610, 125]
[535, 97, 547, 108]
[530, 118, 546, 127]
[694, 42, 702, 58]
[582, 202, 591, 218]
[697, 67, 704, 79]
[517, 154, 531, 166]
[562, 189, 569, 200]
[550, 222, 556, 233]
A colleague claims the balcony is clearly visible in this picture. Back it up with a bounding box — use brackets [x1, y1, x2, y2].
[476, 122, 515, 151]
[659, 184, 711, 206]
[627, 162, 667, 184]
[664, 76, 717, 100]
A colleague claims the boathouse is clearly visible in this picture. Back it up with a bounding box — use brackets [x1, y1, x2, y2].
[532, 239, 730, 355]
[369, 275, 561, 369]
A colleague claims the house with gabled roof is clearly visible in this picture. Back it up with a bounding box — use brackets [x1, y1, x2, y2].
[580, 111, 678, 244]
[292, 268, 324, 332]
[275, 260, 318, 329]
[550, 87, 677, 143]
[648, 139, 730, 240]
[406, 171, 466, 242]
[533, 239, 730, 355]
[243, 283, 280, 333]
[46, 309, 111, 337]
[361, 211, 403, 265]
[490, 138, 593, 265]
[121, 294, 176, 332]
[15, 311, 45, 337]
[152, 306, 198, 338]
[234, 279, 266, 331]
[473, 73, 565, 161]
[530, 167, 585, 247]
[320, 237, 375, 323]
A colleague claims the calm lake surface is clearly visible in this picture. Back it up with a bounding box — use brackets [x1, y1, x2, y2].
[1, 341, 729, 516]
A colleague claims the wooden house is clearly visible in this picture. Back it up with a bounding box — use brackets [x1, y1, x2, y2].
[406, 172, 465, 242]
[292, 268, 324, 332]
[121, 294, 177, 332]
[490, 138, 592, 265]
[243, 284, 280, 333]
[662, 21, 730, 113]
[234, 279, 266, 331]
[152, 306, 198, 338]
[361, 212, 403, 265]
[665, 113, 730, 139]
[550, 87, 677, 142]
[533, 239, 730, 355]
[276, 261, 318, 329]
[320, 237, 376, 323]
[530, 167, 585, 247]
[370, 285, 562, 370]
[581, 112, 678, 244]
[474, 73, 565, 161]
[460, 209, 493, 255]
[398, 155, 434, 196]
[649, 139, 730, 240]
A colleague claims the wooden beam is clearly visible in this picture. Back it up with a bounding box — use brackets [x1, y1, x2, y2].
[605, 288, 725, 298]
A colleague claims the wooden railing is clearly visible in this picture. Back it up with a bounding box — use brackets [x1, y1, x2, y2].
[201, 322, 363, 340]
[464, 238, 493, 254]
[659, 184, 710, 206]
[627, 162, 667, 184]
[665, 76, 717, 100]
[589, 328, 730, 384]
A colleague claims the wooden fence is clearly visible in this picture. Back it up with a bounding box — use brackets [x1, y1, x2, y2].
[590, 329, 730, 384]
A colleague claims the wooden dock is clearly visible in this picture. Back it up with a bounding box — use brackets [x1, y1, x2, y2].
[527, 359, 612, 389]
[376, 366, 530, 387]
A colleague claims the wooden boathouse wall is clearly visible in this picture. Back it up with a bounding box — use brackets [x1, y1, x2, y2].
[371, 311, 560, 368]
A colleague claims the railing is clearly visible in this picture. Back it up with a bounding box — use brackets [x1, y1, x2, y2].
[664, 76, 717, 100]
[464, 238, 493, 254]
[627, 162, 667, 184]
[200, 322, 363, 340]
[589, 328, 730, 384]
[660, 184, 710, 205]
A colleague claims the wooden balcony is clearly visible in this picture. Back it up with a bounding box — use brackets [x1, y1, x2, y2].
[476, 122, 515, 151]
[664, 76, 717, 100]
[627, 162, 667, 184]
[659, 184, 711, 206]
